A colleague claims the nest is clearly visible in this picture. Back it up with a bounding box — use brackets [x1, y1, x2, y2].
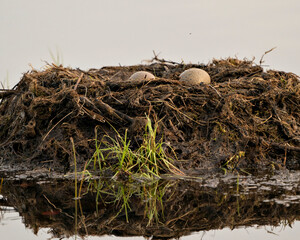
[0, 58, 299, 173]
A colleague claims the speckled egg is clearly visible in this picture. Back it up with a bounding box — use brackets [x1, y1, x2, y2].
[179, 68, 211, 85]
[129, 71, 155, 81]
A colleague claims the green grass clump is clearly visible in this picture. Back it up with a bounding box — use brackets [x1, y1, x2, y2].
[87, 116, 183, 179]
[77, 116, 183, 225]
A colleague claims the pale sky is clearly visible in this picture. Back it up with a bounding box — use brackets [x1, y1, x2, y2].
[1, 0, 300, 87]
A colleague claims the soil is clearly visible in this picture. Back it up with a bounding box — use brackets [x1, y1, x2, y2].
[0, 58, 299, 175]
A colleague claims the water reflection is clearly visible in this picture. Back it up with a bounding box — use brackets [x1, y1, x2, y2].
[0, 172, 299, 239]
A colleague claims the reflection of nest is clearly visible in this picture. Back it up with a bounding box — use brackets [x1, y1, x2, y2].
[1, 179, 300, 239]
[0, 58, 299, 173]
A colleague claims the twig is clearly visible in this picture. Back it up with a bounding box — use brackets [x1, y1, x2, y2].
[43, 194, 74, 219]
[0, 89, 14, 92]
[94, 98, 134, 123]
[283, 144, 287, 166]
[166, 208, 198, 225]
[0, 90, 16, 99]
[106, 78, 180, 90]
[259, 47, 276, 65]
[74, 73, 84, 90]
[43, 194, 62, 212]
[270, 142, 300, 152]
[164, 101, 206, 126]
[152, 50, 183, 65]
[42, 111, 73, 141]
[79, 96, 127, 122]
[209, 85, 222, 98]
[81, 106, 105, 122]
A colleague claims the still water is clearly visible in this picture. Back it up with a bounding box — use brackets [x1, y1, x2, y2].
[0, 211, 299, 240]
[0, 171, 300, 240]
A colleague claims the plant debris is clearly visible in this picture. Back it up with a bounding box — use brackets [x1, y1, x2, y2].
[0, 58, 299, 174]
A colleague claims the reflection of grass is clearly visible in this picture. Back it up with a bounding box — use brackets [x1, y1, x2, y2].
[90, 179, 172, 224]
[112, 183, 132, 223]
[87, 116, 183, 179]
[221, 152, 249, 217]
[140, 180, 168, 225]
[236, 173, 240, 216]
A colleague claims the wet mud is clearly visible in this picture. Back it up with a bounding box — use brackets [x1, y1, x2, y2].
[0, 58, 299, 175]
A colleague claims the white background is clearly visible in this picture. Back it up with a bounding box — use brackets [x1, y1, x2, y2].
[1, 0, 300, 88]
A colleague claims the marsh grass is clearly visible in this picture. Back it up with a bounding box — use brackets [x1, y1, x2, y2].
[48, 46, 63, 66]
[221, 151, 251, 175]
[78, 117, 183, 224]
[87, 116, 183, 179]
[1, 71, 10, 89]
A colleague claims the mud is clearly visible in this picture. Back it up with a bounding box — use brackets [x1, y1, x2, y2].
[0, 58, 299, 175]
[0, 171, 299, 239]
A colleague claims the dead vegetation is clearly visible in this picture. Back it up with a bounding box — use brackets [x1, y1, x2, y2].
[0, 58, 299, 174]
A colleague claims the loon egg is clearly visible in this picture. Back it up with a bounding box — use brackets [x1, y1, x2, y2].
[129, 71, 155, 81]
[179, 68, 211, 85]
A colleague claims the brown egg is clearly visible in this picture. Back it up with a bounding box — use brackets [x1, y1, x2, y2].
[179, 68, 211, 85]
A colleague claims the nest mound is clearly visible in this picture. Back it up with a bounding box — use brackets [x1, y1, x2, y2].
[0, 58, 299, 174]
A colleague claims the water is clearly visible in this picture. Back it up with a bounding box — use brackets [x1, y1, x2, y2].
[0, 171, 299, 239]
[0, 211, 299, 240]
